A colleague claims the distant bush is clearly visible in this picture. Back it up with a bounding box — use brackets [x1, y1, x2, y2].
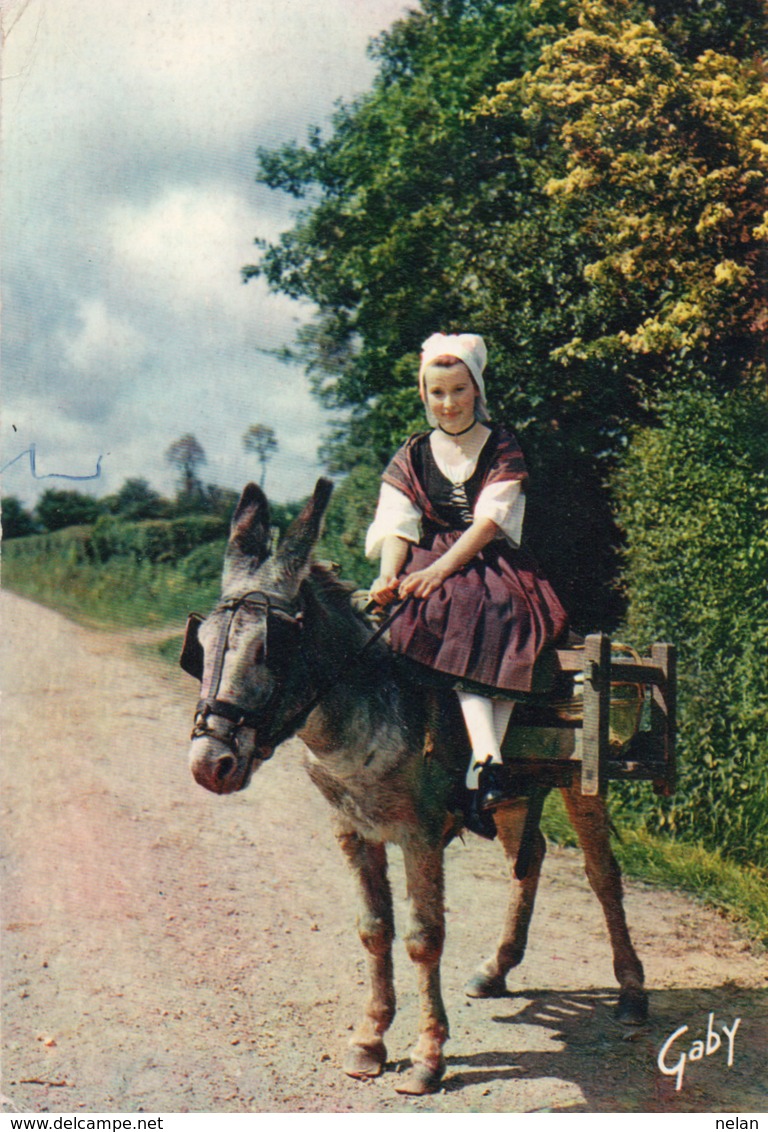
[102, 477, 168, 521]
[178, 539, 228, 584]
[90, 514, 228, 564]
[1, 496, 39, 539]
[611, 384, 768, 867]
[34, 488, 103, 531]
[3, 525, 94, 565]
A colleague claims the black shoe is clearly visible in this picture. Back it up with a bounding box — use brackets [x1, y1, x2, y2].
[464, 790, 497, 840]
[479, 761, 511, 811]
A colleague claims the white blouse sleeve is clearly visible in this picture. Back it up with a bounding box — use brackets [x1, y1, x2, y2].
[365, 482, 422, 559]
[474, 479, 526, 548]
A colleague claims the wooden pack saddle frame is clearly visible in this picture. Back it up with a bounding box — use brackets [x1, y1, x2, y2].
[508, 633, 676, 797]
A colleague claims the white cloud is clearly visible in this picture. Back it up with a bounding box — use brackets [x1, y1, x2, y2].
[59, 298, 147, 374]
[107, 186, 271, 319]
[2, 0, 411, 510]
[5, 0, 408, 165]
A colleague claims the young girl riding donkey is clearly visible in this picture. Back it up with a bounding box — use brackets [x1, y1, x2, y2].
[366, 332, 568, 837]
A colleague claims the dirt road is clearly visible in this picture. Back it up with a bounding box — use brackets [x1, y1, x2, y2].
[1, 588, 766, 1114]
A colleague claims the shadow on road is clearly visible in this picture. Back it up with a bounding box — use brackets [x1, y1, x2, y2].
[440, 985, 767, 1112]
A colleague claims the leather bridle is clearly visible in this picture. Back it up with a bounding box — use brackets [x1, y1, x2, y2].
[190, 589, 302, 761]
[187, 588, 409, 763]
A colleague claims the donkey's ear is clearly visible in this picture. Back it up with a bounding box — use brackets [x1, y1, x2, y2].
[275, 478, 334, 578]
[227, 482, 272, 566]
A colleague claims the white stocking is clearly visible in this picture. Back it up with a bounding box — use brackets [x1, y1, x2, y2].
[457, 692, 502, 789]
[493, 700, 514, 750]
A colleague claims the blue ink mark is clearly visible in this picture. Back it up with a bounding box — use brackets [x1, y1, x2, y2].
[0, 443, 104, 482]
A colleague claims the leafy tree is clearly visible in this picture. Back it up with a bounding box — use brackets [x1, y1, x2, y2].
[242, 423, 279, 488]
[105, 477, 167, 521]
[245, 0, 767, 631]
[1, 496, 37, 539]
[165, 434, 207, 507]
[642, 0, 767, 60]
[202, 484, 240, 519]
[245, 0, 543, 462]
[34, 488, 102, 532]
[465, 1, 767, 625]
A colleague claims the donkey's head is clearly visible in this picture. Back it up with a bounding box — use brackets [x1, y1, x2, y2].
[184, 478, 333, 794]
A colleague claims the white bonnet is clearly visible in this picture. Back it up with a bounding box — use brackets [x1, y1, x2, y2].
[418, 333, 489, 416]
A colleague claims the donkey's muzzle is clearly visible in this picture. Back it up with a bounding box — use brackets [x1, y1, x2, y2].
[189, 739, 250, 795]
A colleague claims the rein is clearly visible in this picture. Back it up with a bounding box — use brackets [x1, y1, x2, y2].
[273, 595, 412, 742]
[191, 589, 411, 761]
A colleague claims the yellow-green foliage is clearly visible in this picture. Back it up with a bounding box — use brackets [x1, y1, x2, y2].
[483, 0, 767, 380]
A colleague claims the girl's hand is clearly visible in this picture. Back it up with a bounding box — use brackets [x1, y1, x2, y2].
[398, 564, 448, 600]
[369, 574, 400, 606]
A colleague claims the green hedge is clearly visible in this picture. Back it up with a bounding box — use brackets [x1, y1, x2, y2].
[611, 383, 768, 867]
[2, 524, 95, 565]
[89, 514, 228, 564]
[314, 464, 380, 586]
[2, 515, 228, 568]
[1, 517, 228, 626]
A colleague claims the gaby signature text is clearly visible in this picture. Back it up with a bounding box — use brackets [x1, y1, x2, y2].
[657, 1012, 741, 1091]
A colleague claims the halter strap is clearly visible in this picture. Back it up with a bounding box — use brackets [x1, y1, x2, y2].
[193, 589, 302, 757]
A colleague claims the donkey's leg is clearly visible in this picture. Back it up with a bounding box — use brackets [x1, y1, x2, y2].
[396, 839, 449, 1096]
[561, 785, 648, 1024]
[336, 830, 396, 1078]
[465, 800, 546, 998]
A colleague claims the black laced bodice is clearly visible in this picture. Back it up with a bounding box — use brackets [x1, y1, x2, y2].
[411, 431, 499, 540]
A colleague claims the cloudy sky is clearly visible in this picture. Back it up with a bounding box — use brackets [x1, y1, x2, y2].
[1, 0, 410, 507]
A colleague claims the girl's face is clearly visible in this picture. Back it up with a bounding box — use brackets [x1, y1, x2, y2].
[423, 363, 478, 433]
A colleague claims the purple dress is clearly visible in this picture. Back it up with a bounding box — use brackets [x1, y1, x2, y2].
[382, 427, 568, 698]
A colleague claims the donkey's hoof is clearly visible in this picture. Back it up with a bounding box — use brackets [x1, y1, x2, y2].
[616, 988, 649, 1026]
[394, 1059, 445, 1096]
[464, 969, 508, 999]
[344, 1039, 387, 1079]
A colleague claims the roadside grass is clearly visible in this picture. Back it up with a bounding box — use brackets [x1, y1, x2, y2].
[4, 566, 766, 951]
[543, 790, 768, 948]
[1, 555, 219, 631]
